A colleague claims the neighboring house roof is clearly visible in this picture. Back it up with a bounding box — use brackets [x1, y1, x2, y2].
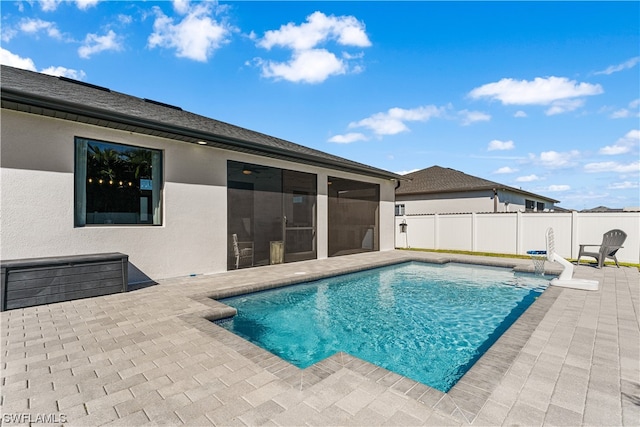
[550, 206, 575, 213]
[396, 165, 560, 203]
[0, 65, 403, 181]
[581, 206, 624, 212]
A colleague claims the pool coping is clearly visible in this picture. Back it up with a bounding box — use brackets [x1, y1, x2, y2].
[179, 256, 562, 424]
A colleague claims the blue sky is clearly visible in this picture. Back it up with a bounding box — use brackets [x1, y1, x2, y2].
[2, 0, 639, 210]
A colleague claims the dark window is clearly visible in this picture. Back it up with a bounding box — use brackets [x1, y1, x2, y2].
[75, 138, 162, 226]
[395, 204, 405, 216]
[525, 199, 535, 211]
[536, 202, 545, 212]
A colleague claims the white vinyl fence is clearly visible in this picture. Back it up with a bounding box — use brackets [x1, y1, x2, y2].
[395, 211, 640, 264]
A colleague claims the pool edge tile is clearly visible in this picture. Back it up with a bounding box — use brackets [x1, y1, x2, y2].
[446, 285, 562, 423]
[180, 256, 563, 425]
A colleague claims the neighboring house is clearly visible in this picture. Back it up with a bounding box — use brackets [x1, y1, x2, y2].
[395, 166, 559, 215]
[1, 65, 402, 284]
[581, 206, 640, 213]
[581, 206, 624, 213]
[549, 206, 574, 213]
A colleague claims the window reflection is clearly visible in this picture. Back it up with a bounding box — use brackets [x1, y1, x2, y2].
[75, 138, 162, 226]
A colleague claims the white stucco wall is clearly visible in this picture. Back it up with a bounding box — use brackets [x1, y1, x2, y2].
[396, 189, 555, 214]
[1, 110, 396, 282]
[397, 191, 495, 214]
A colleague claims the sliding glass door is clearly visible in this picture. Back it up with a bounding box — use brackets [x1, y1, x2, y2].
[282, 170, 317, 262]
[227, 161, 317, 269]
[328, 177, 379, 257]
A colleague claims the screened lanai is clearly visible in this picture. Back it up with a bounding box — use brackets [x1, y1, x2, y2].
[227, 160, 317, 269]
[328, 177, 380, 257]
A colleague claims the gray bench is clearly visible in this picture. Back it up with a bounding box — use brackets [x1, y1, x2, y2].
[1, 253, 128, 311]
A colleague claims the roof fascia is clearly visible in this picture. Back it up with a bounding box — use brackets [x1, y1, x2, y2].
[397, 185, 559, 203]
[2, 88, 406, 182]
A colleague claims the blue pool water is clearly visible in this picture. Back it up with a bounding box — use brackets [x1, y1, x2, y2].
[216, 262, 549, 392]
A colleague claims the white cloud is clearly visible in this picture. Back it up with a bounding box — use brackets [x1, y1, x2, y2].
[258, 49, 345, 84]
[531, 150, 581, 168]
[610, 109, 632, 119]
[1, 48, 85, 79]
[595, 56, 640, 75]
[469, 76, 603, 115]
[19, 18, 62, 39]
[458, 110, 490, 126]
[599, 130, 640, 155]
[350, 63, 365, 75]
[38, 0, 100, 11]
[328, 132, 368, 144]
[78, 30, 122, 58]
[172, 0, 191, 15]
[599, 144, 629, 156]
[348, 105, 445, 136]
[547, 184, 571, 192]
[609, 99, 640, 119]
[148, 2, 232, 62]
[343, 51, 364, 60]
[488, 139, 514, 151]
[1, 27, 17, 43]
[75, 0, 100, 10]
[514, 110, 527, 118]
[40, 66, 86, 79]
[0, 48, 36, 70]
[258, 11, 370, 51]
[255, 11, 370, 84]
[608, 181, 639, 190]
[40, 0, 61, 11]
[516, 174, 541, 182]
[584, 161, 640, 173]
[493, 166, 518, 174]
[545, 98, 585, 116]
[118, 14, 133, 25]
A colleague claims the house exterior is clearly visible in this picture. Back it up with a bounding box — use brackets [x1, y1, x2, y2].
[395, 166, 559, 215]
[580, 206, 640, 213]
[1, 65, 402, 284]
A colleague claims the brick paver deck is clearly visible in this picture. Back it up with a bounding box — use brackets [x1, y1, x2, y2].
[1, 250, 638, 426]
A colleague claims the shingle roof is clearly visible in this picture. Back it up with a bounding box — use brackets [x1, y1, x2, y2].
[396, 165, 560, 203]
[581, 206, 623, 212]
[1, 65, 403, 181]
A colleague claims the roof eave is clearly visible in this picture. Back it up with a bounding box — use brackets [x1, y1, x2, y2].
[397, 185, 559, 203]
[2, 87, 405, 182]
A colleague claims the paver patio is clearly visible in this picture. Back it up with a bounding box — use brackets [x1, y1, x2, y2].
[1, 250, 638, 426]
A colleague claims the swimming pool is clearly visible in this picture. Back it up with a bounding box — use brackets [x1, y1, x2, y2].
[216, 262, 550, 392]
